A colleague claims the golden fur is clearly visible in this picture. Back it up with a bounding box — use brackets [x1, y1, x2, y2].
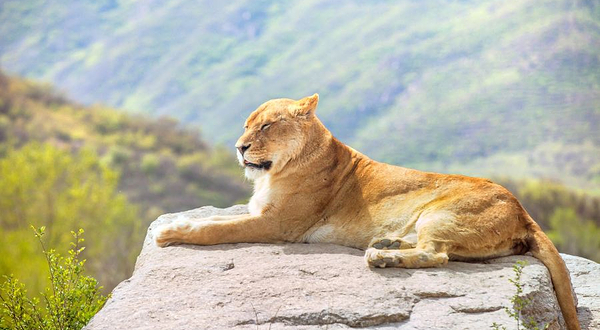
[155, 94, 580, 330]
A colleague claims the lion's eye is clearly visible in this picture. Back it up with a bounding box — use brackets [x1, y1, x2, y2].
[260, 123, 271, 131]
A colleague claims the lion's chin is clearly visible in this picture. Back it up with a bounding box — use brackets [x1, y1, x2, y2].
[238, 155, 273, 180]
[244, 166, 270, 180]
[237, 151, 273, 179]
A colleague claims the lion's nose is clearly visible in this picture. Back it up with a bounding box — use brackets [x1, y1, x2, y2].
[237, 143, 251, 155]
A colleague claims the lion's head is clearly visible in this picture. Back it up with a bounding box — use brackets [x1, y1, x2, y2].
[235, 94, 320, 180]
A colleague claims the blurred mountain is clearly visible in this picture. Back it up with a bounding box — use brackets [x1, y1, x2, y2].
[1, 0, 599, 190]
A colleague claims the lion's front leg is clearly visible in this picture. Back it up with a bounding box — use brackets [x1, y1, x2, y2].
[154, 214, 282, 247]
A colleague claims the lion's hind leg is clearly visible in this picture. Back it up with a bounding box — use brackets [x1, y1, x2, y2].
[365, 213, 453, 269]
[365, 204, 528, 268]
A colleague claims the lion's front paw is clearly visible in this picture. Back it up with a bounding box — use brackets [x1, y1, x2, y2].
[154, 224, 175, 247]
[154, 219, 192, 247]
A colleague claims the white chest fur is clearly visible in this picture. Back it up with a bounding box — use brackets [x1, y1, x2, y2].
[248, 175, 271, 216]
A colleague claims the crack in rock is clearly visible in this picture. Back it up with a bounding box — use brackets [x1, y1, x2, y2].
[451, 305, 503, 313]
[414, 291, 465, 298]
[266, 311, 410, 328]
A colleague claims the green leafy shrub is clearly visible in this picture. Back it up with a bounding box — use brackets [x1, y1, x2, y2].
[0, 227, 108, 330]
[492, 260, 548, 330]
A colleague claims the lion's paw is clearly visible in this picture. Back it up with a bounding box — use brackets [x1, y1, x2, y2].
[154, 218, 193, 247]
[154, 224, 175, 247]
[368, 237, 412, 250]
[365, 248, 402, 268]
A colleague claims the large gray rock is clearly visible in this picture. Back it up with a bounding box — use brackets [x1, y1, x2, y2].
[85, 205, 600, 330]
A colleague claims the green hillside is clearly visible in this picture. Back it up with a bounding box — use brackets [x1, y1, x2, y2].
[0, 71, 250, 292]
[1, 0, 599, 190]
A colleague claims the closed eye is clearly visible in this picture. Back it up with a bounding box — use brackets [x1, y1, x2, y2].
[260, 123, 271, 131]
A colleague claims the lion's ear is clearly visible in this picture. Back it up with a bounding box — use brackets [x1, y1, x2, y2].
[291, 93, 319, 117]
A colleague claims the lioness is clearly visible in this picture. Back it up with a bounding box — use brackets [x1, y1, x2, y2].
[155, 94, 580, 330]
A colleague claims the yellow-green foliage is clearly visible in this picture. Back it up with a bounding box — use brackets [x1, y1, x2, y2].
[0, 227, 108, 330]
[0, 143, 141, 293]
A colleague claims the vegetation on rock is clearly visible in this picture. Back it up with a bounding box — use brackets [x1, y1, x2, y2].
[492, 261, 549, 330]
[0, 227, 108, 330]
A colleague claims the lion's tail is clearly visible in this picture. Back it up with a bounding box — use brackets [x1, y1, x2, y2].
[525, 216, 580, 330]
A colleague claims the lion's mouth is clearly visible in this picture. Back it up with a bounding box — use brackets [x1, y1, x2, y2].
[243, 160, 272, 170]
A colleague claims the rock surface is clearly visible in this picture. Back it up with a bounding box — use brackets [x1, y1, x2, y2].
[85, 205, 600, 330]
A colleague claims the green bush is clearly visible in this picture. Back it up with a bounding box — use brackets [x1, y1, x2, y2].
[0, 227, 108, 330]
